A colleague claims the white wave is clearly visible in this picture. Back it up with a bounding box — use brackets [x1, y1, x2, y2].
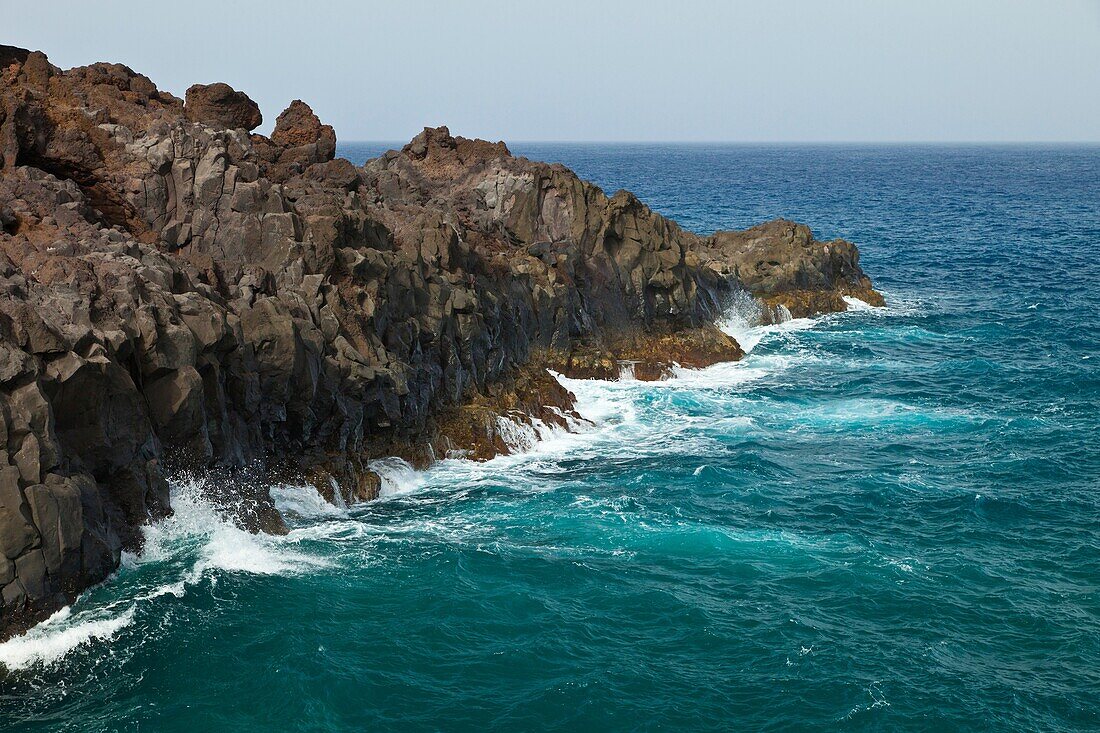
[670, 359, 770, 387]
[270, 482, 347, 519]
[717, 290, 769, 352]
[139, 478, 332, 577]
[204, 525, 321, 575]
[494, 415, 541, 453]
[434, 370, 738, 473]
[495, 414, 574, 455]
[851, 289, 926, 318]
[617, 360, 638, 381]
[665, 348, 815, 392]
[370, 456, 426, 497]
[717, 294, 816, 354]
[793, 397, 979, 428]
[369, 377, 642, 490]
[1, 477, 337, 673]
[555, 372, 639, 427]
[377, 318, 821, 493]
[356, 331, 800, 496]
[134, 580, 188, 602]
[544, 404, 590, 433]
[842, 295, 881, 311]
[886, 558, 916, 574]
[0, 605, 135, 672]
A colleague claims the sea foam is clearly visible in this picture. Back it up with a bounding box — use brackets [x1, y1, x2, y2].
[0, 478, 337, 673]
[370, 456, 426, 497]
[0, 605, 135, 672]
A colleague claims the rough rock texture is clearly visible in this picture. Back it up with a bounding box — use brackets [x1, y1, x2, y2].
[700, 219, 885, 318]
[0, 47, 881, 639]
[184, 83, 262, 132]
[272, 100, 335, 155]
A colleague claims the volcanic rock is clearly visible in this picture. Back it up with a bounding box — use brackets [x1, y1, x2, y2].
[184, 82, 262, 131]
[272, 100, 335, 156]
[0, 46, 882, 639]
[701, 219, 885, 318]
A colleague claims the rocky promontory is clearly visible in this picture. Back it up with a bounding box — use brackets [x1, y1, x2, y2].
[0, 45, 881, 638]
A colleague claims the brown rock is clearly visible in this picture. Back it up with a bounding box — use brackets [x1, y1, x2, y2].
[0, 45, 32, 71]
[272, 100, 334, 152]
[268, 100, 336, 176]
[702, 219, 883, 317]
[184, 82, 262, 131]
[549, 326, 744, 382]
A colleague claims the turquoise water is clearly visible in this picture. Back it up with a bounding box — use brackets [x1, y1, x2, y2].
[2, 144, 1098, 731]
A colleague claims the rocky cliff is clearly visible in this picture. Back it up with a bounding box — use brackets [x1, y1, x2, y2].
[0, 45, 881, 638]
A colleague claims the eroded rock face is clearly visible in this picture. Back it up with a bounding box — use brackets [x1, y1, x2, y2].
[0, 47, 881, 638]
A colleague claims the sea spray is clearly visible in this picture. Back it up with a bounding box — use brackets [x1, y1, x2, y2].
[369, 457, 426, 497]
[270, 483, 349, 519]
[141, 479, 333, 577]
[0, 606, 135, 673]
[0, 478, 342, 675]
[842, 295, 882, 311]
[617, 360, 639, 381]
[717, 289, 798, 354]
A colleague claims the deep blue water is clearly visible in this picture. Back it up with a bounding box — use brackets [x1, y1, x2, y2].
[2, 144, 1098, 731]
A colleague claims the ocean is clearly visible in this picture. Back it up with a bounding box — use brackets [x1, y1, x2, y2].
[1, 143, 1098, 731]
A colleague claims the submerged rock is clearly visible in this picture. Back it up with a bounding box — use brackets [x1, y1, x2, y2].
[0, 46, 881, 638]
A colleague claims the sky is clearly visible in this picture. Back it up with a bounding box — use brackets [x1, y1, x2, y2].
[6, 0, 1100, 143]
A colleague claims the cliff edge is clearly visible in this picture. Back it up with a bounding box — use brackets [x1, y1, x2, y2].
[0, 46, 881, 638]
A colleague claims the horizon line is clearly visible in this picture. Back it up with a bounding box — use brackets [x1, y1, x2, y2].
[338, 139, 1100, 147]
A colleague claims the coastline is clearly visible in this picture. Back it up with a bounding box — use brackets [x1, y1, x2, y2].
[1, 297, 877, 673]
[0, 45, 880, 639]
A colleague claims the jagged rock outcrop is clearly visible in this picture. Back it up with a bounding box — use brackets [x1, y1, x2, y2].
[272, 100, 335, 158]
[700, 219, 884, 319]
[0, 46, 881, 639]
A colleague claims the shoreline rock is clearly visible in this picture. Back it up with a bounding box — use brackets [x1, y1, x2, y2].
[700, 219, 884, 318]
[0, 45, 882, 640]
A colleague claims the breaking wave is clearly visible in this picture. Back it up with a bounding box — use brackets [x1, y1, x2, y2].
[0, 479, 334, 673]
[139, 478, 333, 577]
[0, 605, 135, 673]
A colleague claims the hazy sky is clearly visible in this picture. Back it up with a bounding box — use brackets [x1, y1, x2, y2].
[8, 1, 1100, 142]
